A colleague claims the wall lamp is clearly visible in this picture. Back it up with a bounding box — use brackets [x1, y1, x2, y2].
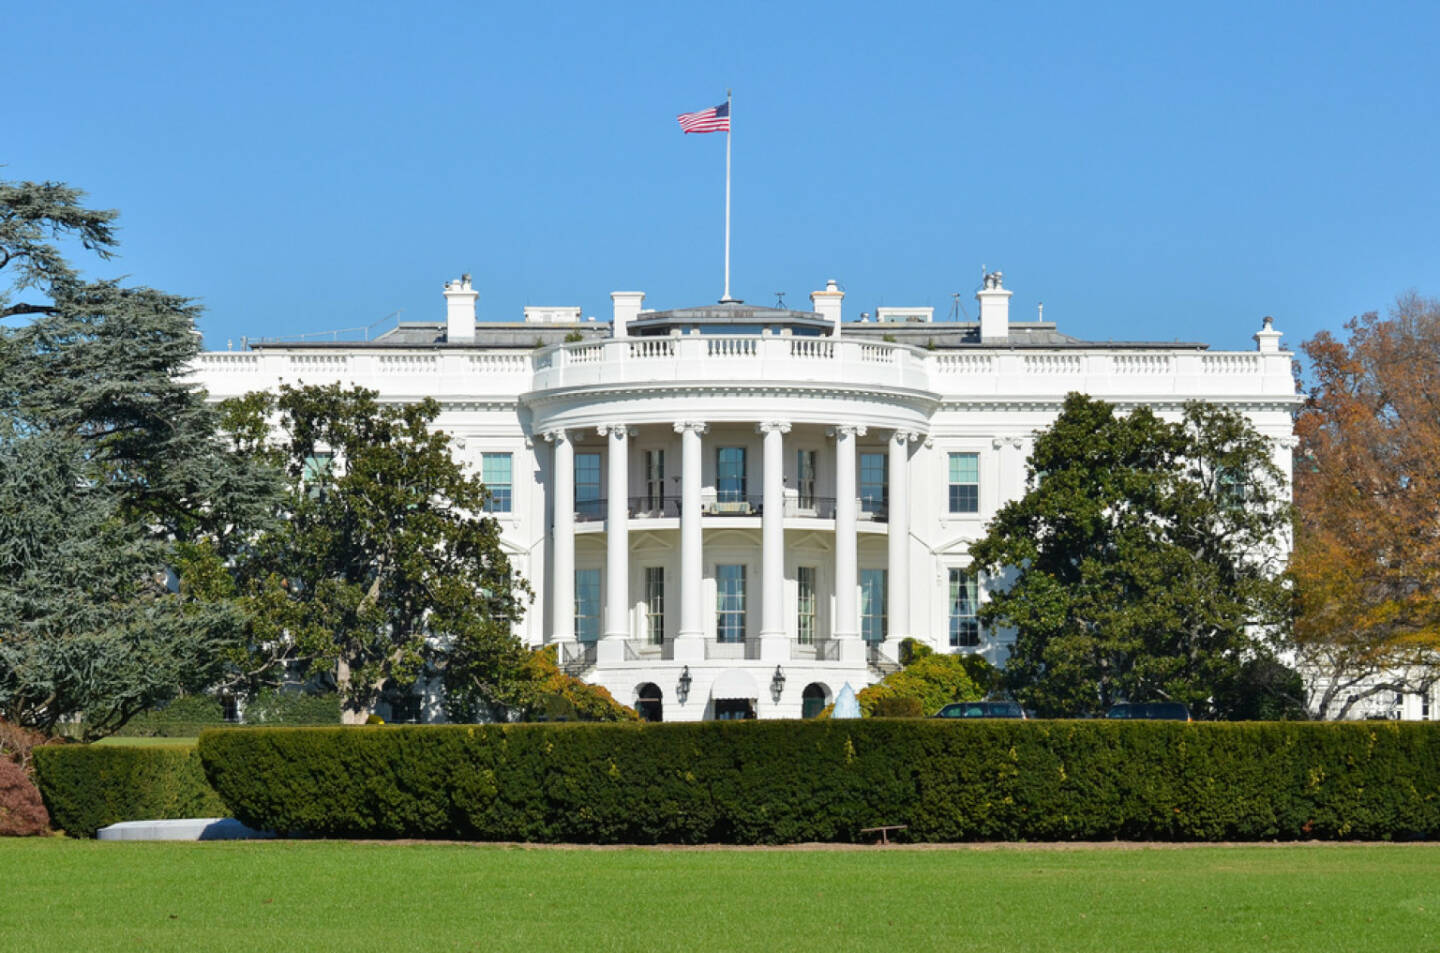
[677, 665, 692, 703]
[771, 665, 786, 699]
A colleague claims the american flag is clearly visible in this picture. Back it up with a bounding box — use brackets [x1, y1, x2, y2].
[676, 101, 730, 134]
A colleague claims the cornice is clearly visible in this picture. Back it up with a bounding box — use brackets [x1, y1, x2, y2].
[522, 379, 941, 411]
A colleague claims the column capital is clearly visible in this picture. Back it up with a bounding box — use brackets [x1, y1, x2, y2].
[756, 420, 792, 435]
[673, 420, 710, 435]
[542, 428, 570, 444]
[597, 423, 635, 438]
[990, 435, 1025, 449]
[827, 424, 867, 438]
[891, 429, 922, 446]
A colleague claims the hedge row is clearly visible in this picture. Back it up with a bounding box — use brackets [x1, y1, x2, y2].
[115, 691, 341, 737]
[200, 720, 1440, 843]
[33, 744, 227, 838]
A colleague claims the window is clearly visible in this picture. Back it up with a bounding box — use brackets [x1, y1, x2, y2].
[948, 452, 979, 514]
[796, 566, 817, 645]
[795, 450, 817, 508]
[481, 452, 512, 513]
[860, 452, 887, 516]
[575, 452, 601, 519]
[1218, 466, 1247, 506]
[1423, 691, 1432, 721]
[302, 452, 333, 498]
[713, 698, 754, 720]
[716, 564, 746, 643]
[949, 569, 980, 647]
[644, 450, 665, 510]
[716, 447, 747, 503]
[860, 569, 887, 644]
[645, 566, 665, 645]
[575, 568, 601, 643]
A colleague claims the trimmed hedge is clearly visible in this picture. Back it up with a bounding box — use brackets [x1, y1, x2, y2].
[200, 720, 1440, 843]
[33, 744, 227, 838]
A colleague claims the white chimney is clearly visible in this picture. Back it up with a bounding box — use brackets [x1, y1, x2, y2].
[610, 291, 645, 339]
[1254, 315, 1282, 353]
[976, 270, 1012, 342]
[444, 274, 478, 343]
[810, 279, 844, 335]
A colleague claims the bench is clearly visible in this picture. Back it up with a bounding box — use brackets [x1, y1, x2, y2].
[859, 824, 908, 845]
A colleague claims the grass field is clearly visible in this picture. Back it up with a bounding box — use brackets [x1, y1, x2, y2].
[3, 841, 1437, 952]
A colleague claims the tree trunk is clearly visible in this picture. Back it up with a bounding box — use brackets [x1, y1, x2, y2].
[335, 658, 368, 725]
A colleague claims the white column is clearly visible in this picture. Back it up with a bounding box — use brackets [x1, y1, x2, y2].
[758, 421, 790, 660]
[599, 424, 631, 662]
[832, 424, 865, 661]
[673, 421, 707, 661]
[884, 430, 915, 655]
[546, 429, 574, 645]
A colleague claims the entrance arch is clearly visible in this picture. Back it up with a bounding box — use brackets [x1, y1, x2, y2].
[635, 682, 663, 722]
[801, 682, 830, 719]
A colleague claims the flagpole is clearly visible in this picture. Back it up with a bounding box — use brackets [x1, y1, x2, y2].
[722, 88, 733, 302]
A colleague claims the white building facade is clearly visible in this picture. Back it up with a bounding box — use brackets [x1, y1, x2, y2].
[193, 273, 1299, 721]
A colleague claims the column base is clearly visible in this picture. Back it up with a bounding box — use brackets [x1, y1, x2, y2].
[759, 633, 790, 662]
[836, 638, 866, 664]
[671, 635, 705, 662]
[595, 638, 626, 664]
[879, 638, 907, 664]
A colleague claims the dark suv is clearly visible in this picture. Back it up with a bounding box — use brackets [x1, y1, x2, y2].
[1104, 702, 1192, 721]
[934, 701, 1027, 719]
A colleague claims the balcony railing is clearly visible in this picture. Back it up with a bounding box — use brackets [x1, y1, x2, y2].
[577, 495, 869, 522]
[705, 638, 762, 660]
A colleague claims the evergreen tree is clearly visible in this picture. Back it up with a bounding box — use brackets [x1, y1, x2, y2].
[0, 179, 279, 738]
[223, 384, 531, 723]
[970, 394, 1292, 719]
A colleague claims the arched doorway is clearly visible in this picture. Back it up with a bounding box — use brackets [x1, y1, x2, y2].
[635, 683, 663, 722]
[801, 683, 830, 719]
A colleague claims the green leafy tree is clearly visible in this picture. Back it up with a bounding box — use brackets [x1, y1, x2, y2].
[225, 384, 531, 723]
[970, 394, 1291, 719]
[0, 180, 281, 739]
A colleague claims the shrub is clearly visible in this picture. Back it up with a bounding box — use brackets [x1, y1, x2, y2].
[199, 721, 1440, 844]
[114, 693, 227, 737]
[33, 743, 226, 838]
[0, 718, 53, 774]
[872, 695, 925, 718]
[858, 653, 992, 716]
[244, 690, 341, 726]
[0, 757, 50, 836]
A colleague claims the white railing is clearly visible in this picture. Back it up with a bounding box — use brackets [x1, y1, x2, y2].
[191, 336, 1294, 405]
[1112, 354, 1171, 375]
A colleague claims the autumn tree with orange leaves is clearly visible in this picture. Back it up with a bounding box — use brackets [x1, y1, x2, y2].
[1292, 293, 1440, 719]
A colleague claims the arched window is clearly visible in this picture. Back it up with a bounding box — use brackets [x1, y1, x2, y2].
[801, 683, 829, 720]
[635, 683, 663, 723]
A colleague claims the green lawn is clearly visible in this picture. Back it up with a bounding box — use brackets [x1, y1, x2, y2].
[3, 841, 1437, 952]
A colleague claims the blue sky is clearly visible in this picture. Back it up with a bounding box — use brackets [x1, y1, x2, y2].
[8, 0, 1438, 356]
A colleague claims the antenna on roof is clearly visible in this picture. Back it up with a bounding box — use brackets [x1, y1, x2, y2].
[949, 291, 972, 322]
[775, 291, 786, 308]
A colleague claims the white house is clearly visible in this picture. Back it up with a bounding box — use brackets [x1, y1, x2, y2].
[192, 272, 1299, 722]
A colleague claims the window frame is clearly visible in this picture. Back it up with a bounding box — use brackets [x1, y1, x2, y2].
[948, 568, 981, 647]
[715, 563, 747, 643]
[575, 568, 601, 643]
[716, 446, 747, 503]
[481, 451, 513, 513]
[947, 452, 980, 514]
[644, 566, 665, 645]
[860, 568, 887, 644]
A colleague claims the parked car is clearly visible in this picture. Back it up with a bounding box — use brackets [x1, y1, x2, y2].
[1103, 702, 1192, 721]
[933, 701, 1027, 719]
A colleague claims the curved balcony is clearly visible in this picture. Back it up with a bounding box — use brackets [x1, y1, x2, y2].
[530, 335, 934, 396]
[572, 496, 869, 524]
